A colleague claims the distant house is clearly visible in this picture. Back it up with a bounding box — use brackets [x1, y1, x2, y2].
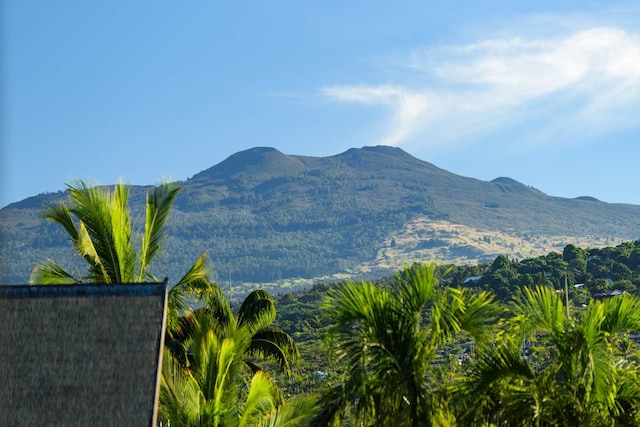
[592, 289, 626, 299]
[463, 275, 483, 284]
[0, 282, 167, 427]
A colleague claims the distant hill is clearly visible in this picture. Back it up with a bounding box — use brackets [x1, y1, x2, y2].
[2, 146, 639, 289]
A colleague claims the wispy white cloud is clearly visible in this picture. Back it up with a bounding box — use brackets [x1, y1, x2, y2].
[321, 26, 640, 150]
[320, 85, 429, 145]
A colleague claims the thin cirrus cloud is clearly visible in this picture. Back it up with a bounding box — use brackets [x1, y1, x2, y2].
[321, 85, 430, 146]
[321, 27, 640, 150]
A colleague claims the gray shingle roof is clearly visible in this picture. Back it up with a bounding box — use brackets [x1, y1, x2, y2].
[0, 282, 167, 427]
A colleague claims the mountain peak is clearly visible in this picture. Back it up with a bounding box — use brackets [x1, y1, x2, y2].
[191, 147, 306, 181]
[491, 177, 544, 197]
[337, 145, 413, 158]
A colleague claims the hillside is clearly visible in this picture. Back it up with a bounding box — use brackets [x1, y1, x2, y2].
[1, 146, 639, 289]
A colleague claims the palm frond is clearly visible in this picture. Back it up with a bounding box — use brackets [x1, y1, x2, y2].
[396, 263, 438, 314]
[311, 384, 348, 427]
[247, 329, 300, 375]
[110, 182, 136, 282]
[511, 285, 567, 336]
[238, 371, 280, 427]
[200, 283, 234, 328]
[458, 289, 502, 348]
[42, 202, 79, 242]
[29, 260, 80, 284]
[237, 289, 277, 332]
[260, 396, 319, 427]
[138, 183, 181, 281]
[167, 252, 215, 331]
[323, 280, 389, 326]
[454, 338, 534, 425]
[159, 352, 204, 426]
[41, 201, 107, 281]
[600, 295, 640, 334]
[430, 287, 468, 346]
[66, 181, 125, 282]
[76, 220, 110, 283]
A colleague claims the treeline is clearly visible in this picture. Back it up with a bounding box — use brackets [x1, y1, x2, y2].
[276, 240, 640, 332]
[442, 240, 640, 302]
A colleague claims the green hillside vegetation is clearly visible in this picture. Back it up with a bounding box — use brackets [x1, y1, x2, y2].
[2, 146, 640, 290]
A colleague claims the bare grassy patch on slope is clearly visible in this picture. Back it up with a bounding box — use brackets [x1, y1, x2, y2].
[361, 217, 626, 272]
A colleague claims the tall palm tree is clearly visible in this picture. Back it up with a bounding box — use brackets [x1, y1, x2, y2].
[455, 286, 640, 426]
[29, 180, 213, 329]
[314, 263, 501, 427]
[159, 309, 317, 427]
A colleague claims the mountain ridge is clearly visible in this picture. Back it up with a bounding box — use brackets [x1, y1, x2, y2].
[1, 145, 639, 287]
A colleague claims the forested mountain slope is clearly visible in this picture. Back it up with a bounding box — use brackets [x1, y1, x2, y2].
[2, 146, 639, 287]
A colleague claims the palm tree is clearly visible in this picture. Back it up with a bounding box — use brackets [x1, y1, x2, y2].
[455, 286, 640, 426]
[167, 288, 300, 376]
[30, 181, 311, 425]
[159, 308, 317, 427]
[314, 263, 501, 426]
[29, 180, 212, 329]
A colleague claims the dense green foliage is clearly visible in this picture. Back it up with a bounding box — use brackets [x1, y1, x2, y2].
[453, 241, 640, 303]
[268, 254, 640, 426]
[314, 264, 500, 426]
[269, 243, 640, 420]
[24, 180, 315, 426]
[455, 286, 640, 426]
[159, 290, 316, 427]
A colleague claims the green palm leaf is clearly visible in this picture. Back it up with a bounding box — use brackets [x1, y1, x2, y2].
[237, 289, 277, 332]
[238, 371, 280, 427]
[167, 252, 215, 332]
[260, 396, 318, 427]
[42, 202, 79, 242]
[76, 220, 110, 283]
[66, 181, 125, 282]
[29, 259, 79, 284]
[138, 183, 182, 281]
[247, 329, 300, 374]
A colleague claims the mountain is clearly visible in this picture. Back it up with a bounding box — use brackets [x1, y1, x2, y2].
[2, 146, 640, 289]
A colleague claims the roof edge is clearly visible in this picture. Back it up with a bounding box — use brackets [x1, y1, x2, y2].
[0, 281, 168, 299]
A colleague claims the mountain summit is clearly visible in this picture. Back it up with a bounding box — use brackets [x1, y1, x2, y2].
[2, 146, 639, 286]
[191, 147, 307, 181]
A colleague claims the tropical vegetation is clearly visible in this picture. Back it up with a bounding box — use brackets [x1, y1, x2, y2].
[455, 285, 640, 426]
[28, 180, 212, 329]
[313, 264, 500, 426]
[26, 180, 640, 426]
[159, 307, 316, 427]
[28, 180, 313, 426]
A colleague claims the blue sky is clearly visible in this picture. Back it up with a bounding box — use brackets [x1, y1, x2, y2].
[3, 1, 640, 208]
